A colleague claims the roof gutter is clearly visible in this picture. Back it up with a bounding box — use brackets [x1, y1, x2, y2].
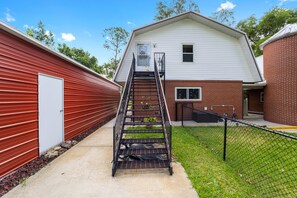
[243, 80, 267, 88]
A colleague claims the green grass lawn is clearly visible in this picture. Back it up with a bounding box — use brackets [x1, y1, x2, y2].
[126, 126, 259, 197]
[172, 127, 260, 198]
[183, 126, 297, 198]
[126, 126, 297, 197]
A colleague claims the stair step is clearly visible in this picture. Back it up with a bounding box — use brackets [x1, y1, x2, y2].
[132, 82, 157, 86]
[122, 129, 164, 134]
[132, 84, 156, 86]
[130, 94, 158, 96]
[132, 85, 157, 87]
[124, 122, 162, 125]
[134, 77, 155, 79]
[125, 115, 161, 118]
[131, 90, 157, 92]
[130, 99, 159, 101]
[127, 109, 160, 112]
[134, 81, 155, 82]
[134, 75, 155, 77]
[120, 138, 165, 144]
[133, 83, 155, 84]
[117, 160, 169, 169]
[119, 148, 167, 155]
[131, 104, 159, 106]
[133, 79, 156, 84]
[131, 86, 157, 91]
[134, 76, 156, 79]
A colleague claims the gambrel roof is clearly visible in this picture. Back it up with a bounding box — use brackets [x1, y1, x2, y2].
[114, 11, 263, 83]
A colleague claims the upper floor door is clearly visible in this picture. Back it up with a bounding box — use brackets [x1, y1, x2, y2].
[136, 43, 153, 72]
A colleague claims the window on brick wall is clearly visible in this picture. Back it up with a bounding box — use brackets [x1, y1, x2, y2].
[175, 87, 202, 101]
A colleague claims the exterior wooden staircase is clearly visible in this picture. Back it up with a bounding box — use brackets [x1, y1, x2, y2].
[112, 54, 172, 176]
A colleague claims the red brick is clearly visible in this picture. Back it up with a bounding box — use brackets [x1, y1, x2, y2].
[165, 80, 243, 121]
[263, 34, 297, 125]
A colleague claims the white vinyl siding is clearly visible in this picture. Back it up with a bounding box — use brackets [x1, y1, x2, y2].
[117, 18, 260, 83]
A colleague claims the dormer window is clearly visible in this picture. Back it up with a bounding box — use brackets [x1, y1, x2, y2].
[183, 45, 193, 62]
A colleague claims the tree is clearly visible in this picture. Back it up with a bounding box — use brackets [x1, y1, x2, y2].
[154, 0, 200, 21]
[211, 9, 235, 27]
[102, 27, 129, 77]
[102, 62, 115, 79]
[58, 43, 103, 74]
[236, 8, 297, 56]
[236, 15, 259, 45]
[26, 21, 55, 47]
[258, 7, 297, 37]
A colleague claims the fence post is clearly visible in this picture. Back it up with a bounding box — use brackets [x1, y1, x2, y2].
[181, 104, 184, 127]
[223, 118, 227, 161]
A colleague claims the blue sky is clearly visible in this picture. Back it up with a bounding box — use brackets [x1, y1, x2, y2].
[1, 0, 296, 64]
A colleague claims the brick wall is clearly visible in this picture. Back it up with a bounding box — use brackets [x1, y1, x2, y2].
[118, 80, 243, 121]
[165, 80, 243, 121]
[247, 89, 264, 113]
[263, 34, 297, 125]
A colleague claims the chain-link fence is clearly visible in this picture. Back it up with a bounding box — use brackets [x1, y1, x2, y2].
[181, 105, 297, 197]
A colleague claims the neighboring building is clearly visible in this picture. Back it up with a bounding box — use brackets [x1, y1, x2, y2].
[0, 21, 121, 177]
[260, 24, 297, 126]
[114, 11, 263, 121]
[244, 55, 265, 115]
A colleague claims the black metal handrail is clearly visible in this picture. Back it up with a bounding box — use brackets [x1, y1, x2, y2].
[154, 59, 172, 169]
[113, 54, 135, 173]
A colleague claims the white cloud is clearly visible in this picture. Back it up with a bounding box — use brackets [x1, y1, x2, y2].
[127, 21, 136, 26]
[5, 8, 15, 22]
[278, 0, 297, 6]
[217, 1, 236, 11]
[61, 33, 76, 42]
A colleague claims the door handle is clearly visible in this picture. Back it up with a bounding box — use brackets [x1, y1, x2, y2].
[60, 110, 64, 112]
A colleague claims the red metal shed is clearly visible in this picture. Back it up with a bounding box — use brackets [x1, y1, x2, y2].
[0, 22, 121, 177]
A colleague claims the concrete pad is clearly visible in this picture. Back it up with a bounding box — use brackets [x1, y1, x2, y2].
[3, 119, 198, 198]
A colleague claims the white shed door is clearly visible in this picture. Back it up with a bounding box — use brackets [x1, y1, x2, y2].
[38, 74, 64, 154]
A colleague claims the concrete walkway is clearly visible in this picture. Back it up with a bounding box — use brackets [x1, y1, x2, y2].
[4, 119, 198, 198]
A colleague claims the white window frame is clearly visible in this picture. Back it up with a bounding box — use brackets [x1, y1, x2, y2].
[182, 44, 194, 63]
[175, 87, 202, 101]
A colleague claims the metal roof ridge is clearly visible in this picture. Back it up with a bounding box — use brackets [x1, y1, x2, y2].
[260, 23, 297, 49]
